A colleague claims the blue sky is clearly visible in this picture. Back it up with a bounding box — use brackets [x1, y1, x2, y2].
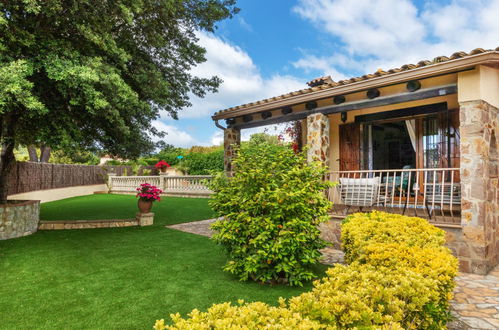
[154, 0, 499, 147]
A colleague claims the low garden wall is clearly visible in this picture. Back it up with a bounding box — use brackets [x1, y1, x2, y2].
[0, 200, 40, 240]
[38, 213, 154, 230]
[38, 219, 138, 230]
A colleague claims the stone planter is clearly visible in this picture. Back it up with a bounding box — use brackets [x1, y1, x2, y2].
[0, 200, 40, 240]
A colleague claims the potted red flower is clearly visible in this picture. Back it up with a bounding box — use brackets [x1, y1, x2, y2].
[155, 160, 171, 173]
[136, 183, 163, 213]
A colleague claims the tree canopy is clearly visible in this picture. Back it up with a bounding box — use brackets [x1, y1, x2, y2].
[0, 0, 238, 199]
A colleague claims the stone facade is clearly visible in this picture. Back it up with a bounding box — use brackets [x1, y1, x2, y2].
[224, 128, 241, 174]
[0, 200, 40, 239]
[459, 100, 499, 274]
[307, 113, 330, 164]
[38, 219, 138, 230]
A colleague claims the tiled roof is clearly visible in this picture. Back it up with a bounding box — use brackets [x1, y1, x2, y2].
[214, 47, 499, 117]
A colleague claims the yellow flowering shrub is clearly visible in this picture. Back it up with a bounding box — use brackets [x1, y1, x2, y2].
[288, 263, 438, 329]
[154, 211, 457, 329]
[341, 211, 446, 263]
[154, 301, 323, 329]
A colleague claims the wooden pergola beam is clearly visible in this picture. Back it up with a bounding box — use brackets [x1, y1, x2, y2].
[230, 84, 457, 130]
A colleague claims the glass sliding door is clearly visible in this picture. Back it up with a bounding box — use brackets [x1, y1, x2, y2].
[422, 115, 441, 169]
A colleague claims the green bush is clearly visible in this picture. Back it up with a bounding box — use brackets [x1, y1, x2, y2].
[209, 143, 332, 286]
[157, 211, 458, 329]
[183, 150, 223, 175]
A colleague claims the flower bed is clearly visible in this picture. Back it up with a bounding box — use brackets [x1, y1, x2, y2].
[155, 211, 458, 329]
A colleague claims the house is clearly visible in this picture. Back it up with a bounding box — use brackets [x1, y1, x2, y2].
[212, 47, 499, 275]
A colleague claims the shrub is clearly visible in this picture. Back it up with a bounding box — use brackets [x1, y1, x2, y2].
[183, 150, 223, 175]
[341, 211, 446, 264]
[156, 211, 457, 329]
[154, 301, 324, 330]
[209, 143, 332, 286]
[288, 263, 437, 329]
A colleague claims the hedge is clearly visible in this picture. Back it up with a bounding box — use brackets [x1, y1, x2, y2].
[155, 211, 458, 329]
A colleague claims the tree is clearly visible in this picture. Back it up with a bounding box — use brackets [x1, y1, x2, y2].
[0, 0, 238, 200]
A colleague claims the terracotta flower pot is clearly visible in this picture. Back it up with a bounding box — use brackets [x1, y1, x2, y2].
[138, 199, 153, 213]
[160, 167, 167, 173]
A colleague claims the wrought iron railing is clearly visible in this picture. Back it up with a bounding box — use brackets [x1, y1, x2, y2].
[326, 168, 461, 225]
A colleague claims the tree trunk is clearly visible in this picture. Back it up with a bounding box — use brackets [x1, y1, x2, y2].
[28, 145, 39, 162]
[0, 143, 15, 201]
[40, 145, 51, 163]
[0, 113, 18, 201]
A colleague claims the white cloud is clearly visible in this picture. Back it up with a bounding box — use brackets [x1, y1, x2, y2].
[292, 0, 499, 77]
[163, 32, 306, 120]
[151, 120, 199, 148]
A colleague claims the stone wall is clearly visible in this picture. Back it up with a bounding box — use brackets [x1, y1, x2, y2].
[459, 100, 499, 274]
[307, 113, 330, 164]
[224, 128, 241, 173]
[0, 200, 40, 240]
[38, 219, 138, 230]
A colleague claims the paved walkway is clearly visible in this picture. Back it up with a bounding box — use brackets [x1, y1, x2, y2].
[166, 219, 498, 329]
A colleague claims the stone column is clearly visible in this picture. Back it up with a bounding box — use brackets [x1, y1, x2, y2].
[459, 100, 499, 274]
[224, 127, 241, 174]
[306, 113, 330, 166]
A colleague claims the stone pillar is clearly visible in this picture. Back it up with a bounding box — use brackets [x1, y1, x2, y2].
[224, 127, 241, 174]
[459, 100, 499, 274]
[136, 212, 154, 226]
[306, 113, 330, 166]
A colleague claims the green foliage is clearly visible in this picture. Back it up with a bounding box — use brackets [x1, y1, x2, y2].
[0, 0, 238, 197]
[209, 143, 332, 286]
[246, 132, 281, 146]
[50, 149, 100, 165]
[182, 149, 224, 175]
[163, 212, 458, 329]
[288, 211, 458, 329]
[155, 300, 324, 330]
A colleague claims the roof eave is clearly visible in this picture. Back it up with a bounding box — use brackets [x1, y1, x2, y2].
[212, 51, 499, 121]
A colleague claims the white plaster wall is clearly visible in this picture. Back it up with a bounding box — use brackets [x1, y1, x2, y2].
[458, 65, 499, 109]
[8, 184, 107, 203]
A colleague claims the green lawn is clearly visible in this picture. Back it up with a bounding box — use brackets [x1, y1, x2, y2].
[0, 194, 325, 329]
[39, 194, 218, 225]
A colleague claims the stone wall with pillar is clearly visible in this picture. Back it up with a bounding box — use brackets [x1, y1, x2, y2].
[224, 128, 241, 173]
[307, 113, 330, 165]
[460, 99, 499, 274]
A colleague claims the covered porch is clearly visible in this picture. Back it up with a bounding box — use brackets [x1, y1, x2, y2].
[212, 48, 499, 274]
[327, 168, 461, 225]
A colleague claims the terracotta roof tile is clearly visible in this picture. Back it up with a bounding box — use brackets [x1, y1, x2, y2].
[306, 75, 334, 87]
[214, 47, 499, 117]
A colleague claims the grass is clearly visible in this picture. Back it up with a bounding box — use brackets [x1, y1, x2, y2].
[0, 194, 325, 329]
[39, 193, 217, 225]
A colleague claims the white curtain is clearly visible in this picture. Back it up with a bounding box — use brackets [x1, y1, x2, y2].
[405, 119, 417, 151]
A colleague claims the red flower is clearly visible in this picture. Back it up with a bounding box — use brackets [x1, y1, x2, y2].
[155, 160, 171, 169]
[136, 183, 163, 202]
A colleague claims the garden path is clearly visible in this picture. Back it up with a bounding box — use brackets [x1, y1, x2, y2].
[166, 219, 499, 330]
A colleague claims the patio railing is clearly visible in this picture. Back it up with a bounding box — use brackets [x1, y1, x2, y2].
[109, 175, 213, 196]
[326, 168, 461, 225]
